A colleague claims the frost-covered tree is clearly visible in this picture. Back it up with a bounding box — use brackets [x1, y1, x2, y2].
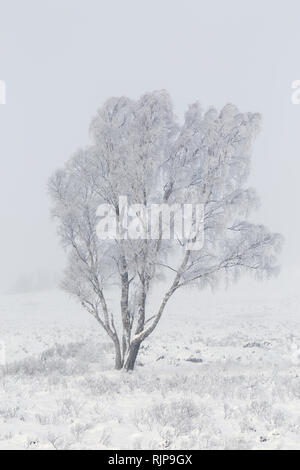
[49, 90, 282, 371]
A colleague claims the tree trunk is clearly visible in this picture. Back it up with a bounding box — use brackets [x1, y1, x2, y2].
[113, 338, 123, 370]
[123, 342, 141, 371]
[120, 256, 131, 360]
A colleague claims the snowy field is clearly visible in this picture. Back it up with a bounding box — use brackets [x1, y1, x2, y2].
[0, 276, 300, 450]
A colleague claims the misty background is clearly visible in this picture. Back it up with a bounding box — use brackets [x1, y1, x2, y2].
[0, 0, 299, 296]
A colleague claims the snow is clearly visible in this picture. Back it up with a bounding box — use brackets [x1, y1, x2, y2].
[0, 278, 300, 450]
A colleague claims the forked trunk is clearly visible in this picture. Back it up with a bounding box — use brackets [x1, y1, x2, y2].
[113, 336, 141, 371]
[123, 342, 141, 371]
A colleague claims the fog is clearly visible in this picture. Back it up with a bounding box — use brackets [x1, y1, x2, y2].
[0, 0, 300, 293]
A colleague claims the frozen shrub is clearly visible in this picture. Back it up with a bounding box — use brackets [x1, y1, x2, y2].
[99, 427, 112, 447]
[5, 353, 88, 377]
[82, 375, 120, 396]
[35, 414, 51, 425]
[71, 423, 91, 442]
[0, 406, 20, 420]
[133, 398, 199, 436]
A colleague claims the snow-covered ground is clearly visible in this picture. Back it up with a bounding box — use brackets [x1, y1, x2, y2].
[1, 274, 300, 450]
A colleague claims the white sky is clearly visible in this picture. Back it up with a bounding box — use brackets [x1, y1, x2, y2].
[0, 0, 300, 292]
